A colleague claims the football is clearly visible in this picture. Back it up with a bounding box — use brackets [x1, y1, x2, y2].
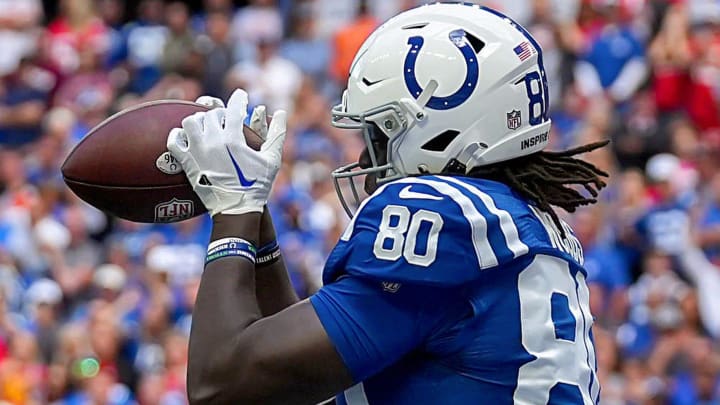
[62, 100, 263, 223]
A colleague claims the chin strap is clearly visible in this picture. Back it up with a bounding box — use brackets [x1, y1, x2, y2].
[416, 80, 439, 108]
[445, 142, 487, 174]
[441, 158, 466, 175]
[400, 80, 438, 122]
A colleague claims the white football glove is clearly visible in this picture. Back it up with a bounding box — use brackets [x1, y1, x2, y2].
[167, 89, 287, 216]
[195, 95, 269, 140]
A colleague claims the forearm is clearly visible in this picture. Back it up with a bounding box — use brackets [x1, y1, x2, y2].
[573, 61, 604, 97]
[256, 208, 299, 315]
[188, 213, 263, 403]
[697, 227, 720, 247]
[608, 58, 647, 102]
[678, 245, 720, 338]
[256, 257, 299, 314]
[0, 102, 44, 127]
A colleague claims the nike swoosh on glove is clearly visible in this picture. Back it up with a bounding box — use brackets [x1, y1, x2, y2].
[167, 89, 287, 216]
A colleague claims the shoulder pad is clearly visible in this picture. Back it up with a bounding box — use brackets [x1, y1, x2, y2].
[323, 176, 531, 287]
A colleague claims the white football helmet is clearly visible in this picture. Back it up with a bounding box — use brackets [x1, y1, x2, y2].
[332, 3, 552, 216]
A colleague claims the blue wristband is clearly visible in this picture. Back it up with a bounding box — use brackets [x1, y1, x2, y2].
[256, 240, 281, 267]
[206, 238, 257, 265]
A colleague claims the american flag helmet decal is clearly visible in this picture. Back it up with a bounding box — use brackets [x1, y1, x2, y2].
[513, 42, 534, 61]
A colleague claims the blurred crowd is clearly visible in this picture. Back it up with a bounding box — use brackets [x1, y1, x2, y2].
[0, 0, 720, 403]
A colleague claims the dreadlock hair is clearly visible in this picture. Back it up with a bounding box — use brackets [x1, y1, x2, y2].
[463, 140, 610, 237]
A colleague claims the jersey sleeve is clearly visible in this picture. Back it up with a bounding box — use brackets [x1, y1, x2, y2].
[323, 177, 528, 287]
[309, 275, 469, 382]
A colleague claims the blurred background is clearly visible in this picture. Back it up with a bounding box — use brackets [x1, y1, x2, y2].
[0, 0, 719, 403]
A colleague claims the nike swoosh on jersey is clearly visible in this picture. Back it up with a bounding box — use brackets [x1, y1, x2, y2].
[226, 146, 256, 187]
[398, 185, 443, 201]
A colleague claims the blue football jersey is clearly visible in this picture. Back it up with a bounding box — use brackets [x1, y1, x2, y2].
[310, 175, 599, 404]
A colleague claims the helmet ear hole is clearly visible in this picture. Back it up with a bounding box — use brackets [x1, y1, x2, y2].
[421, 130, 460, 152]
[465, 32, 485, 54]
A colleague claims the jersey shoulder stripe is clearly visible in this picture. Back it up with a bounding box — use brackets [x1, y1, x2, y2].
[324, 176, 538, 286]
[435, 176, 529, 259]
[399, 176, 497, 269]
[340, 176, 500, 269]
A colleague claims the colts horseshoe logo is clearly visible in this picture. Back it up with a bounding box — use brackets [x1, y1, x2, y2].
[404, 29, 479, 110]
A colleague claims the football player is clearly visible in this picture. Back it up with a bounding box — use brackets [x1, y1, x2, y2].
[167, 4, 608, 404]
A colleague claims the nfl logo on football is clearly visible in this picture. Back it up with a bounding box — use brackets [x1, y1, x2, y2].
[507, 110, 521, 131]
[155, 198, 194, 222]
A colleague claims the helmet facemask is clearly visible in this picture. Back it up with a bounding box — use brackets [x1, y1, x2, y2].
[331, 80, 441, 217]
[331, 100, 410, 217]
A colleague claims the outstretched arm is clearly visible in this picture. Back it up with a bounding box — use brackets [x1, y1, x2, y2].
[677, 242, 720, 338]
[193, 95, 299, 316]
[250, 105, 299, 315]
[169, 90, 457, 403]
[188, 213, 349, 404]
[169, 90, 352, 404]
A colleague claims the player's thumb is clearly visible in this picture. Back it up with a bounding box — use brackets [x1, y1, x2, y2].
[261, 110, 287, 165]
[167, 128, 190, 154]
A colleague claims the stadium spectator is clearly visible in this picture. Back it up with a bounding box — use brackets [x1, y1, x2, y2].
[45, 0, 108, 75]
[0, 0, 43, 77]
[634, 153, 694, 255]
[111, 0, 168, 94]
[227, 34, 303, 113]
[161, 2, 197, 78]
[696, 172, 720, 263]
[0, 330, 43, 404]
[230, 0, 284, 62]
[686, 20, 720, 133]
[574, 0, 648, 104]
[329, 0, 378, 85]
[280, 2, 332, 92]
[648, 4, 693, 114]
[0, 58, 51, 146]
[190, 0, 235, 34]
[24, 278, 62, 364]
[98, 0, 126, 70]
[53, 45, 114, 129]
[193, 10, 234, 99]
[575, 206, 631, 326]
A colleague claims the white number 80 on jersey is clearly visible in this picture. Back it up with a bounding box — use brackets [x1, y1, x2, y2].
[373, 205, 444, 267]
